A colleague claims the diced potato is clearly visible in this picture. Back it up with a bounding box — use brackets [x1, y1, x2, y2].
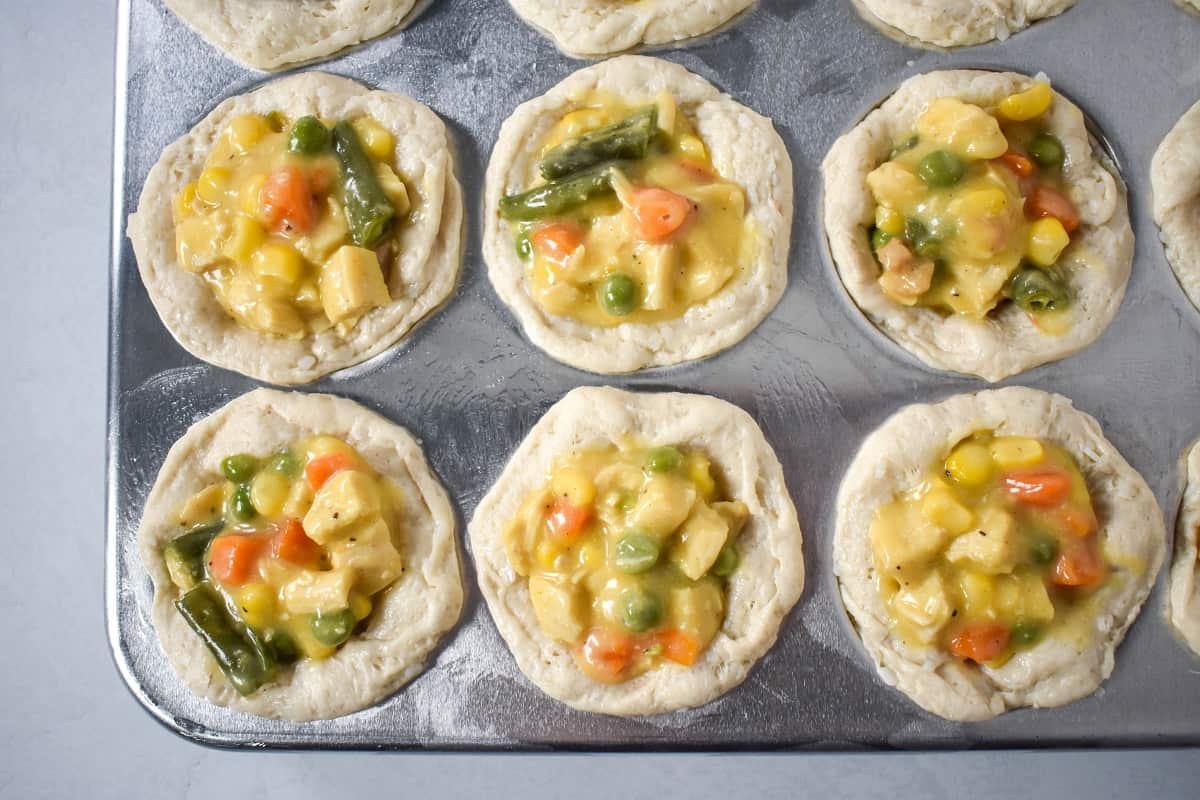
[866, 161, 926, 209]
[1018, 571, 1055, 622]
[641, 243, 676, 311]
[319, 245, 391, 325]
[890, 570, 953, 640]
[176, 484, 225, 528]
[998, 82, 1053, 122]
[281, 567, 354, 615]
[989, 437, 1045, 469]
[668, 580, 724, 644]
[197, 167, 232, 204]
[528, 574, 585, 642]
[870, 501, 954, 575]
[249, 299, 305, 337]
[302, 469, 382, 544]
[920, 483, 975, 535]
[281, 477, 314, 519]
[948, 188, 1016, 260]
[945, 507, 1019, 574]
[295, 197, 350, 264]
[655, 91, 677, 135]
[251, 242, 303, 285]
[678, 134, 706, 162]
[349, 591, 373, 621]
[686, 452, 717, 500]
[945, 442, 994, 488]
[239, 173, 267, 218]
[175, 215, 226, 273]
[671, 502, 731, 580]
[712, 500, 749, 538]
[956, 570, 996, 618]
[373, 163, 411, 218]
[916, 97, 1008, 160]
[628, 475, 697, 536]
[328, 518, 404, 595]
[575, 538, 604, 572]
[236, 582, 276, 629]
[534, 539, 560, 570]
[174, 182, 197, 221]
[305, 435, 358, 461]
[227, 114, 272, 154]
[222, 215, 266, 265]
[550, 466, 596, 507]
[351, 117, 395, 160]
[1027, 218, 1070, 267]
[937, 258, 1018, 317]
[249, 470, 290, 518]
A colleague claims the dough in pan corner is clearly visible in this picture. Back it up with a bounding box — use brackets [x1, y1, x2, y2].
[128, 72, 463, 386]
[1169, 439, 1200, 656]
[1151, 97, 1200, 312]
[483, 55, 793, 374]
[163, 0, 422, 71]
[469, 386, 805, 716]
[834, 387, 1164, 721]
[138, 388, 464, 721]
[507, 0, 754, 57]
[822, 69, 1132, 381]
[853, 0, 1075, 47]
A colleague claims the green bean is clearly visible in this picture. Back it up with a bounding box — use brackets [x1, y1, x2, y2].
[599, 273, 637, 316]
[1011, 621, 1041, 647]
[163, 520, 225, 591]
[221, 454, 259, 483]
[230, 483, 257, 522]
[499, 163, 615, 222]
[266, 449, 300, 478]
[1028, 133, 1065, 170]
[711, 543, 740, 577]
[288, 115, 330, 156]
[263, 629, 300, 665]
[918, 150, 966, 187]
[621, 590, 663, 633]
[175, 582, 275, 696]
[515, 227, 532, 260]
[539, 107, 658, 180]
[310, 608, 357, 647]
[614, 532, 661, 574]
[332, 121, 396, 248]
[645, 446, 683, 473]
[1008, 267, 1070, 313]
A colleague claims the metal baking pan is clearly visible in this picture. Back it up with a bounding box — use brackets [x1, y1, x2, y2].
[106, 0, 1200, 749]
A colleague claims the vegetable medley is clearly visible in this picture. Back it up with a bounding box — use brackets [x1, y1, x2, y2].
[173, 111, 408, 339]
[500, 91, 752, 326]
[867, 82, 1081, 328]
[164, 436, 404, 695]
[504, 442, 748, 683]
[870, 432, 1109, 666]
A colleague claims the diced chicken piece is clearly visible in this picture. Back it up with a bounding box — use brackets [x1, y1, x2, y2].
[302, 469, 382, 545]
[876, 239, 934, 305]
[628, 475, 697, 537]
[327, 517, 404, 596]
[996, 571, 1056, 623]
[890, 570, 953, 642]
[640, 243, 676, 311]
[176, 484, 225, 528]
[281, 567, 354, 615]
[528, 573, 585, 642]
[671, 502, 731, 580]
[870, 501, 954, 576]
[319, 245, 391, 325]
[945, 507, 1020, 574]
[916, 97, 1008, 160]
[919, 484, 975, 535]
[281, 478, 314, 520]
[295, 197, 350, 264]
[866, 161, 926, 209]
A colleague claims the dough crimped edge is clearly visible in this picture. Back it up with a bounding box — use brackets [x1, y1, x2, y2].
[822, 70, 1132, 382]
[1151, 97, 1200, 312]
[854, 0, 1075, 47]
[128, 72, 463, 386]
[483, 55, 793, 374]
[468, 386, 805, 716]
[834, 386, 1165, 721]
[163, 0, 420, 71]
[137, 388, 464, 721]
[1169, 439, 1200, 655]
[506, 0, 753, 57]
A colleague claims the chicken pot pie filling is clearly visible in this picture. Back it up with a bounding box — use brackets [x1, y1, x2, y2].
[866, 83, 1082, 333]
[499, 91, 753, 326]
[871, 431, 1111, 666]
[173, 112, 411, 339]
[503, 441, 748, 683]
[162, 435, 404, 695]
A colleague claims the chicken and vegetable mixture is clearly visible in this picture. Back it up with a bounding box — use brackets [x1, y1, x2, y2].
[504, 442, 748, 683]
[500, 92, 753, 326]
[870, 432, 1109, 665]
[173, 111, 410, 338]
[867, 83, 1082, 330]
[163, 437, 405, 695]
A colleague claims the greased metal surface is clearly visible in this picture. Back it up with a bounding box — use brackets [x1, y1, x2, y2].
[106, 0, 1200, 749]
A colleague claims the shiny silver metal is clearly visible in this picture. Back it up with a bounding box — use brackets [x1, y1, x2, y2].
[106, 0, 1200, 749]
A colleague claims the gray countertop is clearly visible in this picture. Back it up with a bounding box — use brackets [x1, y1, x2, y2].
[3, 2, 1197, 797]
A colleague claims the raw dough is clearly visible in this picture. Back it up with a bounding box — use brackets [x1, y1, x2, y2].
[853, 0, 1075, 47]
[1169, 439, 1200, 655]
[1151, 97, 1200, 312]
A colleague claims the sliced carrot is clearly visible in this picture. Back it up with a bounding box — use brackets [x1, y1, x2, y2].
[305, 452, 357, 491]
[656, 628, 701, 666]
[576, 627, 635, 683]
[1025, 184, 1080, 233]
[272, 519, 322, 567]
[260, 165, 316, 235]
[529, 222, 584, 262]
[1053, 538, 1105, 587]
[207, 534, 264, 586]
[947, 621, 1010, 663]
[307, 164, 334, 196]
[997, 151, 1035, 177]
[1057, 504, 1098, 538]
[545, 497, 591, 542]
[627, 186, 693, 242]
[1002, 468, 1072, 508]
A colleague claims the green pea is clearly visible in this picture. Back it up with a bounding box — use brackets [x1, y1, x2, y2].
[599, 273, 637, 316]
[1031, 536, 1059, 565]
[1028, 133, 1065, 170]
[917, 149, 966, 187]
[265, 110, 286, 133]
[870, 227, 892, 251]
[310, 608, 357, 647]
[515, 228, 532, 260]
[614, 532, 661, 574]
[889, 134, 919, 159]
[904, 218, 940, 258]
[645, 446, 683, 473]
[266, 449, 300, 477]
[231, 483, 257, 522]
[264, 629, 300, 664]
[1008, 267, 1070, 313]
[221, 453, 259, 483]
[621, 590, 663, 633]
[289, 115, 331, 156]
[1011, 621, 1041, 647]
[711, 543, 740, 577]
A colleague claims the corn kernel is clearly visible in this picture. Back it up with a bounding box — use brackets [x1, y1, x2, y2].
[174, 182, 197, 221]
[251, 242, 303, 284]
[249, 469, 289, 517]
[875, 206, 905, 236]
[994, 575, 1022, 617]
[998, 82, 1053, 122]
[349, 591, 373, 621]
[240, 173, 267, 218]
[221, 215, 266, 265]
[577, 539, 603, 571]
[550, 467, 596, 507]
[535, 539, 561, 570]
[237, 583, 276, 629]
[305, 435, 356, 461]
[989, 437, 1045, 469]
[678, 134, 707, 162]
[227, 114, 272, 154]
[686, 453, 717, 500]
[290, 620, 336, 660]
[351, 117, 395, 161]
[197, 167, 232, 204]
[921, 487, 975, 534]
[944, 442, 994, 488]
[957, 571, 996, 618]
[1027, 217, 1070, 267]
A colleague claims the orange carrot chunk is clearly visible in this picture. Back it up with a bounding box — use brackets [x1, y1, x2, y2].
[273, 519, 322, 567]
[997, 151, 1035, 177]
[529, 222, 584, 262]
[545, 497, 591, 542]
[207, 534, 263, 586]
[260, 165, 316, 235]
[305, 452, 357, 491]
[627, 186, 693, 242]
[656, 628, 701, 666]
[576, 627, 635, 683]
[1052, 538, 1105, 587]
[948, 621, 1010, 663]
[1002, 468, 1072, 507]
[1025, 184, 1080, 233]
